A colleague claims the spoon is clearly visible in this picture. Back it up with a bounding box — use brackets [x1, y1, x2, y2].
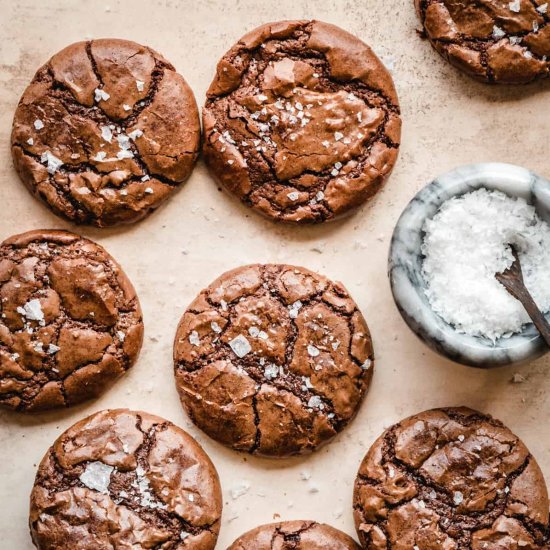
[495, 245, 550, 347]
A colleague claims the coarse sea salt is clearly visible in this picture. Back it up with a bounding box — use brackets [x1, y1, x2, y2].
[421, 188, 550, 340]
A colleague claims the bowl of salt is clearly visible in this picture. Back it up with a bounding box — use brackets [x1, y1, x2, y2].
[389, 163, 550, 368]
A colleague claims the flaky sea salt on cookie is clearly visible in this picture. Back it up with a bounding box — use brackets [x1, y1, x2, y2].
[229, 521, 361, 549]
[30, 409, 222, 549]
[354, 407, 549, 549]
[11, 39, 200, 227]
[173, 264, 374, 457]
[415, 0, 550, 83]
[0, 230, 143, 411]
[203, 20, 401, 223]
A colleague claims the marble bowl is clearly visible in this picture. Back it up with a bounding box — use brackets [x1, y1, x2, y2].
[388, 163, 550, 368]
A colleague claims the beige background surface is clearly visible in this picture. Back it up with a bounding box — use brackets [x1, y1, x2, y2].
[0, 0, 549, 548]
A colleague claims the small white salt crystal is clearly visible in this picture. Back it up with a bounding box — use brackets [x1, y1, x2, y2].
[48, 344, 60, 355]
[17, 299, 44, 321]
[123, 104, 132, 111]
[509, 0, 520, 12]
[40, 151, 63, 174]
[211, 321, 222, 334]
[307, 344, 320, 357]
[79, 461, 113, 493]
[128, 129, 143, 140]
[136, 80, 145, 92]
[287, 191, 299, 201]
[308, 395, 323, 409]
[537, 3, 548, 13]
[189, 330, 200, 346]
[361, 358, 372, 370]
[94, 88, 110, 102]
[93, 151, 107, 162]
[34, 119, 44, 130]
[117, 331, 126, 342]
[493, 26, 506, 39]
[334, 131, 344, 141]
[100, 126, 113, 143]
[231, 481, 250, 499]
[229, 335, 252, 358]
[264, 364, 279, 380]
[117, 150, 134, 160]
[288, 302, 303, 321]
[27, 138, 34, 145]
[453, 491, 464, 505]
[144, 187, 153, 194]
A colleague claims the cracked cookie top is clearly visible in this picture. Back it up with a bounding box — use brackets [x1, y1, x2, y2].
[353, 407, 549, 549]
[203, 20, 401, 223]
[11, 39, 200, 227]
[228, 520, 361, 549]
[173, 264, 374, 458]
[416, 0, 550, 83]
[0, 230, 143, 411]
[30, 409, 222, 550]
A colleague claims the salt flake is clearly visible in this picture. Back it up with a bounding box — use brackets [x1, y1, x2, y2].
[229, 335, 252, 358]
[307, 344, 320, 357]
[79, 461, 113, 493]
[40, 151, 63, 174]
[94, 88, 110, 102]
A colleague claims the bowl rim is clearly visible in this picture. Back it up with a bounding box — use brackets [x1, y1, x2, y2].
[388, 162, 550, 368]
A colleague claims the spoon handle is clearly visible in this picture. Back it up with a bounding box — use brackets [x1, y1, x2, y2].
[497, 276, 550, 348]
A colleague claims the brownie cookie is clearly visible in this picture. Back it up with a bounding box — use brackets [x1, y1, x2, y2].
[203, 20, 401, 223]
[173, 264, 373, 458]
[0, 230, 143, 411]
[228, 521, 361, 549]
[30, 409, 222, 549]
[416, 0, 550, 84]
[353, 407, 549, 549]
[11, 39, 200, 226]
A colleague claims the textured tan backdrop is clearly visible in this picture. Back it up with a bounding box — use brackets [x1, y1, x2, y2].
[1, 0, 549, 547]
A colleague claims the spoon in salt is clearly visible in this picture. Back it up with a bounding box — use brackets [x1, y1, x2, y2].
[495, 245, 550, 347]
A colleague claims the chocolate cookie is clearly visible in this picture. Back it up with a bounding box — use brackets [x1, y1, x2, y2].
[0, 230, 143, 411]
[203, 20, 401, 223]
[353, 407, 549, 549]
[228, 521, 361, 549]
[416, 0, 550, 84]
[11, 39, 200, 226]
[30, 409, 222, 549]
[173, 264, 374, 457]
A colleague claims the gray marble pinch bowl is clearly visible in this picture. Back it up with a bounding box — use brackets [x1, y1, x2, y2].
[388, 163, 550, 368]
